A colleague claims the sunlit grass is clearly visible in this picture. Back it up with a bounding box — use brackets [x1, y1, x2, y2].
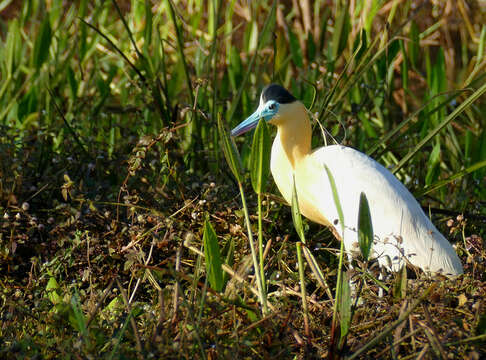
[1, 0, 485, 358]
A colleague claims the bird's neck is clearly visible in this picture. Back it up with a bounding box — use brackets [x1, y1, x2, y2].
[274, 102, 312, 169]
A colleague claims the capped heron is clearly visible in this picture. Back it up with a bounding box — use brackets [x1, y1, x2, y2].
[231, 84, 463, 276]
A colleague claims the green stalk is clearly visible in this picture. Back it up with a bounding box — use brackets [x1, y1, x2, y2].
[332, 233, 346, 333]
[296, 242, 309, 337]
[257, 192, 267, 305]
[238, 183, 268, 315]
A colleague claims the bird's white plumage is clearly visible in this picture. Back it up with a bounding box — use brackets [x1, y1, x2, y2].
[268, 101, 463, 276]
[291, 144, 462, 275]
[232, 86, 463, 277]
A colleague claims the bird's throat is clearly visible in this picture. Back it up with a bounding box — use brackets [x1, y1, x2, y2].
[274, 103, 312, 169]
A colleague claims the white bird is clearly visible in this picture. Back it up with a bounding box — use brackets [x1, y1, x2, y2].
[231, 84, 463, 276]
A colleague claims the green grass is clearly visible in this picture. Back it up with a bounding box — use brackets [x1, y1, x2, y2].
[1, 0, 486, 358]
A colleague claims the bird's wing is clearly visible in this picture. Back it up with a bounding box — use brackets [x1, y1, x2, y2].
[300, 145, 462, 275]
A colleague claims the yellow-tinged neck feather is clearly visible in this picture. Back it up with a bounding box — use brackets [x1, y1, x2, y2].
[270, 101, 311, 168]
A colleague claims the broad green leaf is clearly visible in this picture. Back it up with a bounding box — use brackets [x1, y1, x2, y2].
[291, 175, 306, 244]
[46, 276, 61, 305]
[203, 218, 224, 292]
[357, 192, 373, 261]
[338, 272, 351, 344]
[250, 119, 271, 194]
[32, 17, 52, 70]
[218, 114, 243, 183]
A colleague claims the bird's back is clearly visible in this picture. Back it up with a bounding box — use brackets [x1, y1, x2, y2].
[295, 145, 463, 276]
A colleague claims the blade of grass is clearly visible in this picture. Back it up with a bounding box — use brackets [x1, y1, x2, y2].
[227, 0, 276, 123]
[357, 192, 373, 262]
[202, 218, 224, 292]
[393, 82, 486, 173]
[419, 159, 486, 196]
[218, 114, 267, 314]
[347, 283, 437, 360]
[296, 242, 310, 338]
[250, 118, 271, 305]
[291, 175, 306, 244]
[324, 164, 347, 353]
[338, 271, 351, 348]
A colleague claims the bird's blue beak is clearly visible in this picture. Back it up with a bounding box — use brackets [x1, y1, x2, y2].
[230, 109, 262, 137]
[230, 101, 279, 137]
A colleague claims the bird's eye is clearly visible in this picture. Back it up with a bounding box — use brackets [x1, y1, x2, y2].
[269, 103, 276, 110]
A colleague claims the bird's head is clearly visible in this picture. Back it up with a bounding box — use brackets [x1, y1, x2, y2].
[231, 84, 297, 137]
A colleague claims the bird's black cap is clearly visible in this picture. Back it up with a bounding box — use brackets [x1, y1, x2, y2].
[261, 84, 296, 104]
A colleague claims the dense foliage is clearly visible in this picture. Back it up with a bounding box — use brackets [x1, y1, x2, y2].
[1, 1, 485, 358]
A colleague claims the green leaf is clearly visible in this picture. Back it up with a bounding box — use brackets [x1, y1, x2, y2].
[357, 192, 373, 261]
[476, 312, 486, 335]
[307, 32, 316, 62]
[324, 165, 344, 235]
[331, 0, 350, 62]
[46, 276, 61, 305]
[352, 29, 367, 62]
[70, 289, 88, 337]
[288, 28, 303, 68]
[67, 66, 78, 99]
[0, 0, 14, 12]
[408, 20, 419, 69]
[399, 39, 409, 91]
[394, 81, 486, 173]
[226, 0, 277, 123]
[291, 175, 306, 244]
[203, 218, 224, 292]
[477, 25, 486, 65]
[302, 246, 334, 302]
[143, 0, 153, 48]
[430, 48, 446, 124]
[32, 17, 52, 70]
[222, 238, 235, 287]
[218, 114, 243, 183]
[363, 0, 381, 36]
[420, 159, 486, 196]
[250, 119, 271, 195]
[393, 265, 408, 299]
[338, 272, 351, 344]
[5, 18, 20, 78]
[425, 141, 441, 186]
